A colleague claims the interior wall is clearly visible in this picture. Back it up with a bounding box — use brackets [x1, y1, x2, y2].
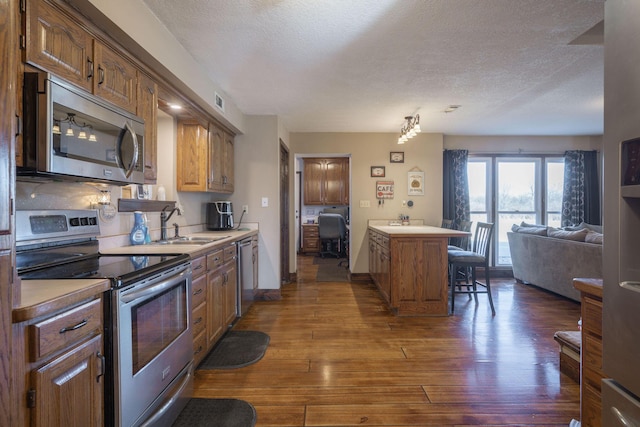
[290, 132, 444, 275]
[444, 135, 602, 152]
[231, 115, 281, 289]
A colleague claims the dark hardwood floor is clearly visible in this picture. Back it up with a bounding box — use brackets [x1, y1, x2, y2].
[193, 255, 581, 426]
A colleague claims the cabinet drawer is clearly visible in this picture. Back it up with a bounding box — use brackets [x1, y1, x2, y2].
[192, 303, 206, 337]
[582, 378, 602, 427]
[583, 333, 603, 372]
[193, 330, 207, 366]
[29, 299, 102, 362]
[207, 249, 224, 269]
[191, 274, 206, 309]
[582, 296, 602, 336]
[191, 255, 207, 278]
[223, 245, 237, 262]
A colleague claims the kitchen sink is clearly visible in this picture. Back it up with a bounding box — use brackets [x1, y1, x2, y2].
[151, 236, 230, 245]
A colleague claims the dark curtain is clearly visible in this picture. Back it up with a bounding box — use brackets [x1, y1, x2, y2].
[443, 149, 470, 225]
[561, 150, 601, 226]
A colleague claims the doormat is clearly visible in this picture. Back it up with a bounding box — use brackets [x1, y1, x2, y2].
[316, 261, 348, 282]
[197, 330, 269, 370]
[172, 398, 256, 427]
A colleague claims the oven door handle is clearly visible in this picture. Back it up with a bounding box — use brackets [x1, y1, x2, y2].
[120, 270, 188, 304]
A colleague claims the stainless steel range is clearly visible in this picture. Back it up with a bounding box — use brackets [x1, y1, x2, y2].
[17, 209, 194, 427]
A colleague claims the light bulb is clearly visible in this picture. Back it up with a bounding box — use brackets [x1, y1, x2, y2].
[65, 127, 74, 137]
[52, 124, 61, 134]
[413, 124, 421, 133]
[89, 133, 97, 142]
[78, 131, 87, 139]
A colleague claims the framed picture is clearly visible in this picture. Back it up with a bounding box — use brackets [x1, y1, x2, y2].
[408, 171, 425, 195]
[371, 166, 385, 177]
[390, 151, 404, 163]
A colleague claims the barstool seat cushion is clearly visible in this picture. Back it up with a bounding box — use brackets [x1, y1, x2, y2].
[448, 250, 485, 264]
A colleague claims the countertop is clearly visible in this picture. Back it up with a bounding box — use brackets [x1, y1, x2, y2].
[100, 229, 258, 257]
[14, 279, 111, 323]
[14, 228, 258, 323]
[369, 224, 470, 237]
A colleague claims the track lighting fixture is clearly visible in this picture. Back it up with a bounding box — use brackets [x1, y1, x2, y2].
[397, 114, 421, 144]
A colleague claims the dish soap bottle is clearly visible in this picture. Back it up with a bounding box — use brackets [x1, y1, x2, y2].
[130, 211, 147, 245]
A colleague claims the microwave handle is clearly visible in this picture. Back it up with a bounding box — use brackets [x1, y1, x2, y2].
[116, 122, 139, 178]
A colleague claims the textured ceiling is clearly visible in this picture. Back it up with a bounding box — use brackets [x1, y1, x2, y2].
[142, 0, 604, 135]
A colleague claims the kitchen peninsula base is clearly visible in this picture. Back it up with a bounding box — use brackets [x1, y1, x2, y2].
[368, 222, 470, 316]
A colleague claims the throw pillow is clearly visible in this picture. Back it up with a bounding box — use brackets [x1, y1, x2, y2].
[585, 231, 604, 244]
[547, 227, 589, 242]
[564, 222, 603, 233]
[511, 224, 548, 235]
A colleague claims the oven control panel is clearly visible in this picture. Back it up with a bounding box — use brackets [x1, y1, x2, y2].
[16, 209, 101, 244]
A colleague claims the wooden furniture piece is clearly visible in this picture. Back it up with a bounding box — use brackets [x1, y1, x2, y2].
[448, 222, 496, 315]
[301, 224, 320, 254]
[368, 224, 470, 316]
[553, 330, 581, 383]
[12, 280, 110, 427]
[176, 119, 235, 193]
[574, 277, 603, 427]
[303, 158, 349, 205]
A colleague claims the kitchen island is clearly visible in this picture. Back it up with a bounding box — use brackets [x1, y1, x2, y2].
[368, 222, 470, 316]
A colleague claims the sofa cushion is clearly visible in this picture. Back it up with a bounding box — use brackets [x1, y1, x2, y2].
[511, 224, 548, 235]
[565, 222, 603, 233]
[520, 221, 546, 228]
[585, 231, 604, 244]
[547, 227, 589, 241]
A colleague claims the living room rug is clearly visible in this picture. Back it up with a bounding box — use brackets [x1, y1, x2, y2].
[315, 259, 348, 282]
[172, 398, 256, 427]
[197, 331, 269, 370]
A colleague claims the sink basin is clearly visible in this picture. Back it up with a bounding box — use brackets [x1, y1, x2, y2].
[150, 236, 230, 245]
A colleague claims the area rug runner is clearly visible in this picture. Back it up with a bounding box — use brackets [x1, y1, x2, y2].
[197, 330, 269, 370]
[172, 398, 256, 427]
[316, 259, 348, 282]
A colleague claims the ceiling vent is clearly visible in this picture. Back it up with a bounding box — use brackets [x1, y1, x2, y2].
[214, 92, 225, 112]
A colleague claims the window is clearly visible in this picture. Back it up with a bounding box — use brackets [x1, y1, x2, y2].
[468, 155, 563, 266]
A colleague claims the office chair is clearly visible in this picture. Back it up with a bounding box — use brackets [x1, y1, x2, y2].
[318, 213, 347, 258]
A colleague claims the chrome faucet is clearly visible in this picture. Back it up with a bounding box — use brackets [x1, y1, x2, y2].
[160, 205, 181, 241]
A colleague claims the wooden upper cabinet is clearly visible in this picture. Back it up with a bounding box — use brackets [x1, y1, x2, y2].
[92, 40, 137, 113]
[176, 120, 208, 192]
[223, 131, 235, 193]
[207, 123, 235, 193]
[24, 0, 93, 92]
[137, 72, 158, 183]
[303, 157, 349, 205]
[24, 0, 137, 113]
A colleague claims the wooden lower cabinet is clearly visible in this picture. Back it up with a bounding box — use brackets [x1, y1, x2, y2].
[15, 296, 105, 427]
[574, 278, 604, 427]
[190, 255, 208, 366]
[369, 228, 449, 316]
[301, 224, 320, 253]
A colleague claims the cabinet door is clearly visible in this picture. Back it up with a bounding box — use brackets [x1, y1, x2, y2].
[177, 120, 208, 191]
[207, 123, 224, 192]
[222, 260, 238, 327]
[137, 72, 157, 183]
[303, 159, 325, 205]
[31, 334, 103, 427]
[222, 131, 235, 192]
[207, 270, 224, 345]
[92, 41, 137, 113]
[25, 0, 93, 92]
[252, 241, 259, 291]
[324, 158, 347, 205]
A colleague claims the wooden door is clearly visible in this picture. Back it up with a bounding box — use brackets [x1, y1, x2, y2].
[177, 120, 208, 191]
[92, 41, 137, 113]
[25, 0, 93, 92]
[137, 72, 157, 182]
[31, 335, 103, 427]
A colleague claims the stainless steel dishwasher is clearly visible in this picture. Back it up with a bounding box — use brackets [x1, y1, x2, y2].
[237, 237, 254, 316]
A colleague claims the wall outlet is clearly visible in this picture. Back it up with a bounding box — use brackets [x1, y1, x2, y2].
[359, 200, 370, 208]
[242, 205, 249, 215]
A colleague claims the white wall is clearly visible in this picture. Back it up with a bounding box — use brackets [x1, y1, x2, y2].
[444, 135, 602, 153]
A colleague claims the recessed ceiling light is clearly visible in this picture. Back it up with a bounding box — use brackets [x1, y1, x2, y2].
[169, 103, 182, 110]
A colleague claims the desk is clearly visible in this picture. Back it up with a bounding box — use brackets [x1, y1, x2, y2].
[368, 224, 470, 316]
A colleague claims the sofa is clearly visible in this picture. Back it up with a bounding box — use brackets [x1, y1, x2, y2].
[507, 222, 603, 302]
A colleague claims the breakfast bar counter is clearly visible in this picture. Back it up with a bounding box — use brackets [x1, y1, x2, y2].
[368, 222, 470, 316]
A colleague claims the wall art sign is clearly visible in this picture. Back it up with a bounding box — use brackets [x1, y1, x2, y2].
[408, 171, 424, 196]
[376, 180, 394, 199]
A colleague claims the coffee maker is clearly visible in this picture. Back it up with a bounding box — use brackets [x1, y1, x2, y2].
[206, 201, 234, 230]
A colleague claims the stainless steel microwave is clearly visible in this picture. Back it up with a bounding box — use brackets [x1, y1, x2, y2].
[20, 71, 145, 185]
